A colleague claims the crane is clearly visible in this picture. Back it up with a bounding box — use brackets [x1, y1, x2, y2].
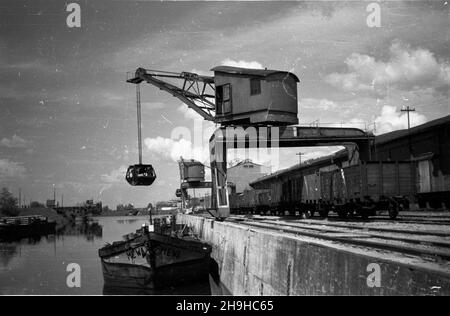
[125, 66, 374, 219]
[124, 68, 218, 189]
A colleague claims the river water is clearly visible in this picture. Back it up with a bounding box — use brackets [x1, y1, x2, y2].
[0, 216, 212, 295]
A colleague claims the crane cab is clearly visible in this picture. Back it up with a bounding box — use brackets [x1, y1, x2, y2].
[179, 159, 205, 182]
[126, 164, 156, 186]
[211, 66, 299, 126]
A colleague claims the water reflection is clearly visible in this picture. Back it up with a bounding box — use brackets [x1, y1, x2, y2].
[0, 216, 215, 295]
[0, 244, 19, 268]
[116, 219, 140, 224]
[55, 221, 103, 241]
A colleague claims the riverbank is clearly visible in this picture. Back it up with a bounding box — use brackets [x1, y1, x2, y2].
[1, 207, 70, 229]
[95, 210, 140, 217]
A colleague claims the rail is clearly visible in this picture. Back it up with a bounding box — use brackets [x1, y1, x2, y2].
[226, 216, 450, 261]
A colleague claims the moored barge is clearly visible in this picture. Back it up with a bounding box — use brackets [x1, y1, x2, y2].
[98, 225, 211, 290]
[0, 215, 56, 241]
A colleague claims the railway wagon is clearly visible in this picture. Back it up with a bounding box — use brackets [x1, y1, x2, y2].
[229, 189, 271, 214]
[236, 159, 417, 219]
[316, 161, 416, 219]
[262, 178, 301, 214]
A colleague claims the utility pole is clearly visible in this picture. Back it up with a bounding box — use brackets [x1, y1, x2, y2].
[18, 188, 21, 208]
[401, 106, 416, 158]
[296, 152, 305, 165]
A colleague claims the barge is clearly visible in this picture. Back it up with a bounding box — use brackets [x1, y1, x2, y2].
[0, 215, 56, 241]
[98, 224, 211, 290]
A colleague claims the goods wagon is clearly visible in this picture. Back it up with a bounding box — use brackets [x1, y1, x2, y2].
[229, 160, 416, 219]
[314, 161, 416, 219]
[229, 189, 271, 214]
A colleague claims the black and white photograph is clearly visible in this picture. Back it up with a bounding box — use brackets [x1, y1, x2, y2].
[0, 0, 449, 300]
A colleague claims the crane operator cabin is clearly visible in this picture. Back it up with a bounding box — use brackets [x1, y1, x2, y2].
[211, 66, 300, 126]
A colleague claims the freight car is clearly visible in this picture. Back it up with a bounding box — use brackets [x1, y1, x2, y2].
[309, 161, 415, 219]
[229, 189, 271, 214]
[374, 115, 450, 210]
[233, 160, 416, 219]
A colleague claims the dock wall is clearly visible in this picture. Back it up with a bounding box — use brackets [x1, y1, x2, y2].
[177, 214, 450, 295]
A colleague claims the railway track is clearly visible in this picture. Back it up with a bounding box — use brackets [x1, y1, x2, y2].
[233, 211, 450, 226]
[326, 214, 450, 226]
[226, 216, 450, 261]
[374, 218, 450, 226]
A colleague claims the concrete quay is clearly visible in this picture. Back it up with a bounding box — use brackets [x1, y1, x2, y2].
[177, 214, 450, 295]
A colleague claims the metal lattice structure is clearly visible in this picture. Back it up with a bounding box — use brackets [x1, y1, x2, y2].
[127, 68, 216, 121]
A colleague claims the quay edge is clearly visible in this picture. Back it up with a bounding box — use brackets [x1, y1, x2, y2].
[176, 214, 450, 295]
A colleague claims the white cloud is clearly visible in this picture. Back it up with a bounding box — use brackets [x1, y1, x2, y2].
[144, 136, 208, 162]
[0, 159, 26, 178]
[142, 102, 165, 110]
[374, 105, 427, 134]
[220, 58, 264, 69]
[1, 135, 31, 148]
[177, 104, 202, 121]
[101, 165, 127, 183]
[299, 98, 338, 110]
[326, 41, 450, 95]
[144, 116, 216, 164]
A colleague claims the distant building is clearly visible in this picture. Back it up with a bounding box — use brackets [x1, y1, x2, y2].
[155, 200, 179, 215]
[227, 159, 271, 193]
[46, 199, 57, 208]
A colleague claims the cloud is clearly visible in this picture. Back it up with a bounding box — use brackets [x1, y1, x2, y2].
[0, 135, 31, 148]
[220, 58, 264, 69]
[374, 105, 427, 134]
[144, 136, 207, 162]
[142, 102, 165, 110]
[326, 41, 450, 95]
[177, 104, 202, 121]
[0, 159, 26, 178]
[101, 165, 128, 183]
[299, 98, 338, 110]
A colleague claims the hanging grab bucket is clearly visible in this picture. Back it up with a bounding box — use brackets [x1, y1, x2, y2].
[126, 164, 156, 186]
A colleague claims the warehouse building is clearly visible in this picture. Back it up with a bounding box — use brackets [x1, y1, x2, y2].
[228, 159, 271, 193]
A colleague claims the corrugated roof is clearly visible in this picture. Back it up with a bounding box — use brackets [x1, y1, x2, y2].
[250, 149, 348, 185]
[210, 66, 300, 82]
[375, 115, 450, 145]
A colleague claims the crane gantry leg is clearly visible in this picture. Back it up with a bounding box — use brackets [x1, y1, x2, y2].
[208, 125, 374, 219]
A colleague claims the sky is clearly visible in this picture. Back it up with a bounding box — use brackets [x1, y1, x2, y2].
[0, 0, 449, 208]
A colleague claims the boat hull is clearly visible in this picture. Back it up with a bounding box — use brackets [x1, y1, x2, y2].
[101, 256, 210, 289]
[99, 232, 211, 290]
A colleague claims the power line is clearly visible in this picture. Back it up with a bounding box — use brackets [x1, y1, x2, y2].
[401, 106, 416, 158]
[296, 152, 305, 165]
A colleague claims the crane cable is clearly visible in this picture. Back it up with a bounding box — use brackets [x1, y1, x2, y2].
[136, 84, 142, 165]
